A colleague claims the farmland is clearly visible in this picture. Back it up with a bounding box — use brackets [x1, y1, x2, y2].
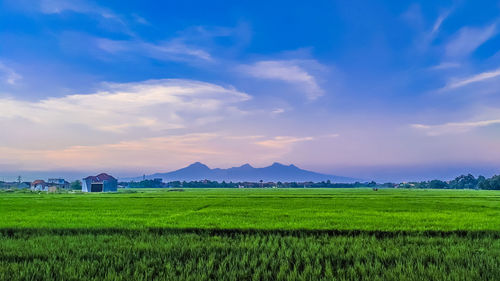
[1, 188, 500, 280]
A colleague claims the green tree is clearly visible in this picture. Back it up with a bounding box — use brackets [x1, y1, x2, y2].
[488, 175, 500, 190]
[449, 174, 477, 189]
[428, 180, 447, 189]
[70, 180, 82, 190]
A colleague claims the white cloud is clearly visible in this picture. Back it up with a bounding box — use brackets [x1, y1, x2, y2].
[430, 62, 460, 70]
[256, 136, 314, 148]
[0, 133, 324, 172]
[39, 0, 124, 23]
[95, 23, 250, 63]
[0, 62, 22, 85]
[412, 119, 500, 136]
[271, 108, 285, 114]
[431, 11, 450, 35]
[444, 68, 500, 90]
[0, 134, 220, 170]
[0, 134, 204, 171]
[403, 6, 454, 53]
[97, 38, 213, 62]
[132, 14, 149, 25]
[239, 60, 324, 100]
[39, 0, 93, 14]
[0, 79, 250, 133]
[39, 0, 133, 35]
[445, 23, 497, 58]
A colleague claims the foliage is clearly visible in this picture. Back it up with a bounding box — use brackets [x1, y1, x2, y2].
[120, 173, 500, 190]
[121, 180, 382, 189]
[70, 180, 82, 190]
[399, 174, 500, 190]
[126, 179, 164, 188]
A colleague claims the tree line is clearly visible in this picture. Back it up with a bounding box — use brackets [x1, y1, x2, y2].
[121, 174, 500, 190]
[399, 174, 500, 190]
[3, 174, 500, 190]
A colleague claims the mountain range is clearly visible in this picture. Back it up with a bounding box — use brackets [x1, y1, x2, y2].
[127, 162, 358, 183]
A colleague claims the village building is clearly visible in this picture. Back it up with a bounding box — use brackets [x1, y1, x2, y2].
[47, 178, 70, 189]
[31, 180, 49, 191]
[82, 173, 118, 192]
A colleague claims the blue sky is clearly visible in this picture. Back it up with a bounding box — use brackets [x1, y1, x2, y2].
[1, 0, 500, 182]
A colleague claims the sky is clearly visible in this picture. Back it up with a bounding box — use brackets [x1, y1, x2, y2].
[1, 0, 500, 182]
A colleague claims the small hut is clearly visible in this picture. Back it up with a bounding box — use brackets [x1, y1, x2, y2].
[82, 173, 118, 192]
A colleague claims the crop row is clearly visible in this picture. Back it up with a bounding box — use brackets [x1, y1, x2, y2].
[1, 230, 499, 281]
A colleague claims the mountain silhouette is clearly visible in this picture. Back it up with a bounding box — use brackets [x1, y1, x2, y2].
[128, 162, 357, 183]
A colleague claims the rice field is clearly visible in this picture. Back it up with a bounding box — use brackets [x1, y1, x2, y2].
[0, 188, 499, 280]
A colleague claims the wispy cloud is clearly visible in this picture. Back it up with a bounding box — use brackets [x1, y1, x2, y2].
[444, 68, 500, 90]
[256, 136, 314, 148]
[239, 60, 324, 100]
[0, 133, 221, 171]
[0, 133, 326, 172]
[0, 79, 250, 133]
[412, 119, 500, 136]
[39, 0, 135, 35]
[97, 38, 213, 62]
[430, 62, 460, 70]
[132, 14, 149, 25]
[431, 10, 451, 35]
[0, 62, 22, 85]
[445, 23, 497, 58]
[39, 0, 92, 14]
[402, 5, 452, 50]
[271, 108, 285, 115]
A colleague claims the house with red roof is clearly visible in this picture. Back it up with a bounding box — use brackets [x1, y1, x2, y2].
[82, 173, 118, 192]
[31, 180, 49, 191]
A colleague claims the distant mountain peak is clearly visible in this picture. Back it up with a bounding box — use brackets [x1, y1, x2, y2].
[186, 162, 210, 169]
[130, 162, 358, 183]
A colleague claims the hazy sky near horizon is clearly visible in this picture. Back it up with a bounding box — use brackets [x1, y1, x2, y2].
[1, 0, 500, 181]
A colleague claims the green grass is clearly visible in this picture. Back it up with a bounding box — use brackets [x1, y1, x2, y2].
[1, 188, 499, 231]
[1, 188, 499, 280]
[2, 231, 499, 281]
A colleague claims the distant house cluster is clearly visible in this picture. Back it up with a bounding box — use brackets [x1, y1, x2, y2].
[82, 173, 118, 192]
[31, 173, 118, 192]
[48, 178, 70, 188]
[31, 178, 70, 191]
[0, 173, 119, 193]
